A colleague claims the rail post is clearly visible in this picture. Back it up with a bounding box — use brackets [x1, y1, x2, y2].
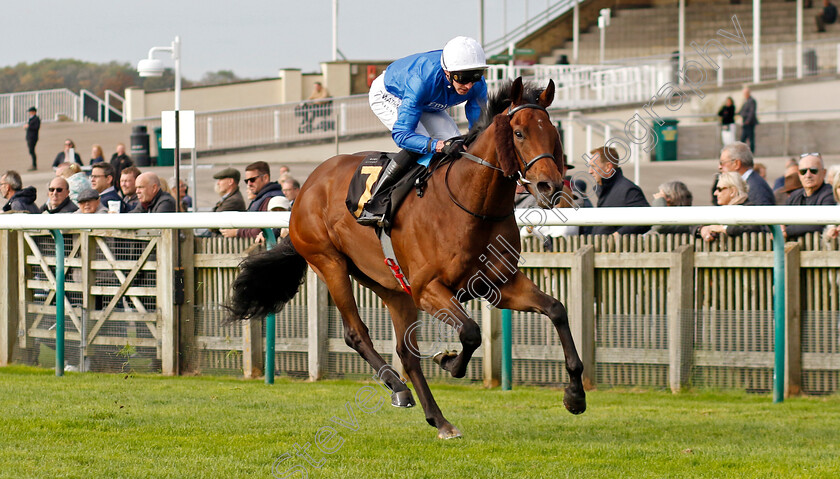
[263, 228, 277, 385]
[770, 225, 786, 403]
[50, 230, 65, 376]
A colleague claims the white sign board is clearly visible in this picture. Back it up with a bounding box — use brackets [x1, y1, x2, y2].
[161, 110, 196, 149]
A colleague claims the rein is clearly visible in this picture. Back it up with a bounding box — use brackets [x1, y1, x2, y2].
[443, 103, 555, 221]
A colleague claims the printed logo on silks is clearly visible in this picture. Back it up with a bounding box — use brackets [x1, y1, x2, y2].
[427, 102, 446, 111]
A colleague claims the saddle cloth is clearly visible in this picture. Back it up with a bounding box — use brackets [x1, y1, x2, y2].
[345, 152, 426, 229]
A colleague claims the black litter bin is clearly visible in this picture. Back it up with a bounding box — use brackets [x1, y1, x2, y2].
[130, 125, 150, 167]
[804, 49, 818, 76]
[651, 118, 679, 161]
[154, 127, 174, 166]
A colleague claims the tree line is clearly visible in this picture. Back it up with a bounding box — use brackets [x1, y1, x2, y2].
[0, 59, 246, 97]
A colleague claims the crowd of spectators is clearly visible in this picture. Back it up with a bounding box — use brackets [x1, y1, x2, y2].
[515, 140, 838, 244]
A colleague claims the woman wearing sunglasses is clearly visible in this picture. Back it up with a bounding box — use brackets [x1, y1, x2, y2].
[696, 172, 768, 241]
[359, 36, 488, 226]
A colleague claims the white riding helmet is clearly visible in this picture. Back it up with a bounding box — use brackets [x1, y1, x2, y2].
[441, 36, 488, 71]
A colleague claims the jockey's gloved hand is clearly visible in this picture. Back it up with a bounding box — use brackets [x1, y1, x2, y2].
[442, 138, 466, 158]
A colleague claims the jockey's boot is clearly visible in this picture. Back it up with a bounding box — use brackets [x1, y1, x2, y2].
[357, 149, 417, 227]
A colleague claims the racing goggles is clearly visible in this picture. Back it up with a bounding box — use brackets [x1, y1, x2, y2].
[450, 69, 485, 85]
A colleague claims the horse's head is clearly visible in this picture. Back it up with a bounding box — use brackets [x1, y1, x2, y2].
[493, 77, 566, 208]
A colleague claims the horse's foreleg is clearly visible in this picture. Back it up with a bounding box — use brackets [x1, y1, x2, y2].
[311, 257, 411, 399]
[389, 295, 462, 440]
[417, 281, 482, 380]
[496, 272, 586, 415]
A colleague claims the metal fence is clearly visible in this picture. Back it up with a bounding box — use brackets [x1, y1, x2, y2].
[0, 88, 125, 128]
[4, 228, 839, 395]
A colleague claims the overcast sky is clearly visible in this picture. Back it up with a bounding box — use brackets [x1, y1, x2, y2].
[2, 0, 548, 80]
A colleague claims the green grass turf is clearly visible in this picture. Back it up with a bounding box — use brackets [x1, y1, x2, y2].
[2, 364, 839, 478]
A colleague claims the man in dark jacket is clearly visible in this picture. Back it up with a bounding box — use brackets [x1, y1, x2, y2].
[130, 172, 176, 213]
[220, 161, 284, 238]
[817, 0, 838, 32]
[109, 143, 133, 191]
[25, 107, 40, 171]
[1, 170, 40, 214]
[782, 153, 836, 239]
[738, 87, 758, 153]
[212, 167, 246, 212]
[90, 163, 125, 212]
[41, 177, 78, 214]
[718, 141, 775, 205]
[586, 146, 650, 235]
[52, 139, 83, 168]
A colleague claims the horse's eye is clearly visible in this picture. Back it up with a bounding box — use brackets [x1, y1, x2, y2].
[514, 130, 524, 139]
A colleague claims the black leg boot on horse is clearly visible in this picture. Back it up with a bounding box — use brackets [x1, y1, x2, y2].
[356, 149, 419, 227]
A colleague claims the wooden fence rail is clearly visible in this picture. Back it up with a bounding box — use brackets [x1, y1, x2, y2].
[2, 230, 840, 395]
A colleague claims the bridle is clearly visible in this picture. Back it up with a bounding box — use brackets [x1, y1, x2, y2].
[444, 103, 557, 221]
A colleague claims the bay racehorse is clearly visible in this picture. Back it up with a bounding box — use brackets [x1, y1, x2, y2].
[227, 77, 586, 439]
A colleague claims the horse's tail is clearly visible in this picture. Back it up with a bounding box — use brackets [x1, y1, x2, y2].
[225, 235, 308, 321]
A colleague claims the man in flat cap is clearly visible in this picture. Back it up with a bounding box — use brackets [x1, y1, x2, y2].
[75, 188, 107, 214]
[25, 107, 40, 171]
[212, 167, 246, 212]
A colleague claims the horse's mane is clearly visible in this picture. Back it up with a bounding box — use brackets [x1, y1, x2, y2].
[463, 80, 545, 147]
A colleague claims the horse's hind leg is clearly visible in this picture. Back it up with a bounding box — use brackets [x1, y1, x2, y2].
[308, 255, 412, 400]
[389, 294, 462, 439]
[496, 272, 586, 415]
[353, 277, 460, 438]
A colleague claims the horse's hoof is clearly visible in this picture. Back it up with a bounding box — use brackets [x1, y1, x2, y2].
[437, 424, 462, 440]
[433, 350, 458, 369]
[391, 389, 415, 408]
[563, 386, 587, 415]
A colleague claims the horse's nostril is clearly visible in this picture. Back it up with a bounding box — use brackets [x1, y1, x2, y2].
[536, 181, 555, 202]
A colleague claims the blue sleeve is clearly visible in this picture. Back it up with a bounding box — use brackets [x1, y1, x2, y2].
[465, 81, 488, 129]
[391, 75, 436, 154]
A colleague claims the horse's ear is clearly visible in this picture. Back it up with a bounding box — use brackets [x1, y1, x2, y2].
[493, 113, 519, 177]
[539, 80, 555, 108]
[510, 77, 524, 105]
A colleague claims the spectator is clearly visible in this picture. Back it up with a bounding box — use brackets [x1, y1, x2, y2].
[57, 162, 91, 206]
[587, 146, 650, 235]
[718, 97, 736, 146]
[718, 142, 775, 205]
[1, 170, 40, 213]
[826, 164, 840, 186]
[220, 161, 284, 237]
[110, 143, 133, 191]
[90, 163, 124, 212]
[262, 196, 292, 241]
[277, 165, 291, 176]
[737, 87, 758, 153]
[774, 169, 803, 206]
[120, 166, 141, 212]
[130, 172, 176, 213]
[782, 153, 837, 240]
[823, 173, 840, 240]
[169, 177, 192, 211]
[281, 177, 300, 205]
[212, 167, 246, 212]
[753, 162, 767, 180]
[52, 139, 82, 168]
[40, 177, 78, 214]
[74, 188, 107, 214]
[817, 0, 837, 32]
[90, 144, 105, 165]
[773, 158, 799, 190]
[307, 82, 331, 104]
[696, 172, 768, 241]
[651, 180, 693, 234]
[25, 106, 40, 171]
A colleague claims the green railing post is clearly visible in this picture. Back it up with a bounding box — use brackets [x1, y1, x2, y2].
[770, 225, 786, 403]
[263, 228, 278, 385]
[50, 230, 65, 377]
[501, 309, 512, 390]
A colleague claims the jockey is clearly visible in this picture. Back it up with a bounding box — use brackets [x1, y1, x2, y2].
[357, 36, 489, 226]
